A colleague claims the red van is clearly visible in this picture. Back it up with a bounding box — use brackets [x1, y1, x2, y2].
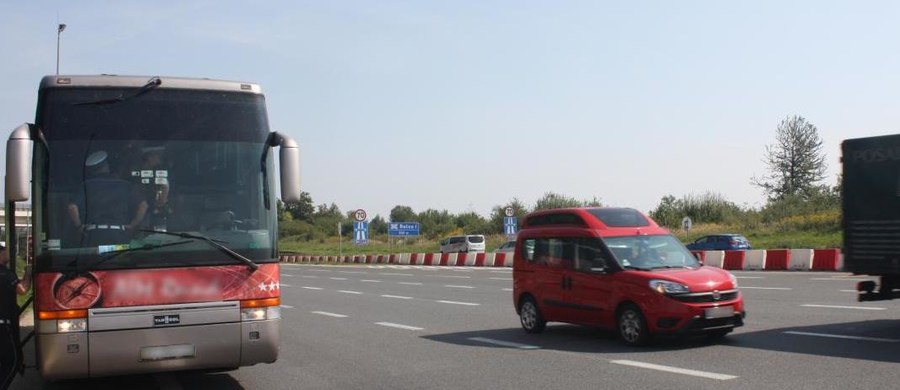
[512, 207, 745, 345]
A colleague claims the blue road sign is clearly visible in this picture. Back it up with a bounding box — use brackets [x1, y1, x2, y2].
[388, 222, 420, 237]
[504, 217, 518, 236]
[354, 221, 368, 244]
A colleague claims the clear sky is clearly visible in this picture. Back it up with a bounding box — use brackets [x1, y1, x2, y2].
[2, 1, 899, 220]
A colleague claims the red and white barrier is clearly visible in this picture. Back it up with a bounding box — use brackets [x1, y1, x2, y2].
[279, 248, 842, 271]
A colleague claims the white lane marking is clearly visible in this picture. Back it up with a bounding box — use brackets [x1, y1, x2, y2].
[740, 286, 792, 290]
[469, 337, 540, 349]
[735, 276, 764, 279]
[811, 278, 871, 281]
[308, 269, 331, 272]
[399, 282, 423, 286]
[501, 288, 513, 292]
[381, 294, 413, 300]
[490, 270, 512, 274]
[312, 311, 347, 318]
[444, 285, 475, 289]
[155, 373, 182, 390]
[376, 322, 424, 331]
[281, 304, 295, 309]
[610, 360, 738, 381]
[339, 271, 368, 274]
[840, 289, 857, 293]
[784, 331, 900, 343]
[381, 273, 414, 276]
[280, 283, 293, 287]
[300, 275, 319, 279]
[450, 269, 474, 272]
[301, 286, 323, 290]
[281, 274, 293, 277]
[330, 277, 348, 281]
[489, 277, 512, 281]
[429, 275, 471, 279]
[437, 300, 480, 306]
[339, 290, 363, 295]
[360, 279, 382, 283]
[801, 304, 886, 311]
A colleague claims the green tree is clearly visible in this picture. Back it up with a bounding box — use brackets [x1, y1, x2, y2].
[488, 198, 529, 234]
[370, 215, 388, 235]
[390, 205, 417, 223]
[283, 191, 315, 222]
[418, 209, 455, 238]
[533, 192, 603, 211]
[752, 115, 827, 201]
[455, 211, 489, 234]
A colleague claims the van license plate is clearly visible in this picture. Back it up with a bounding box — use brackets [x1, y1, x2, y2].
[704, 306, 734, 319]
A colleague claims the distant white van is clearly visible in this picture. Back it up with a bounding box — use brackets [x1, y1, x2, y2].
[440, 235, 486, 254]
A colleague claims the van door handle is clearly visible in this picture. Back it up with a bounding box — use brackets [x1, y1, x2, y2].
[560, 277, 572, 290]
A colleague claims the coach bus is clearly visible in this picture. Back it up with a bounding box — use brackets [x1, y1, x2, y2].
[4, 75, 300, 380]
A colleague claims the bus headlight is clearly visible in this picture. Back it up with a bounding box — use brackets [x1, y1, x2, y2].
[58, 318, 87, 333]
[240, 306, 281, 321]
[240, 298, 281, 321]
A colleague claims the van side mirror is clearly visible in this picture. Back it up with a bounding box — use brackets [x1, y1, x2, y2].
[693, 252, 704, 265]
[590, 266, 608, 274]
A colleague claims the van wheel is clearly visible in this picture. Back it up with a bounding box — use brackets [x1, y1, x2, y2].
[618, 304, 649, 346]
[519, 297, 546, 334]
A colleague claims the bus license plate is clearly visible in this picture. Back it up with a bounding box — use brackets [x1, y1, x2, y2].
[704, 306, 734, 319]
[140, 344, 196, 361]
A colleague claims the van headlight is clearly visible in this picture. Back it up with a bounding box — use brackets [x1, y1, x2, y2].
[649, 280, 690, 294]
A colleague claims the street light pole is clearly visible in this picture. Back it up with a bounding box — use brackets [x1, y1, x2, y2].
[56, 23, 66, 75]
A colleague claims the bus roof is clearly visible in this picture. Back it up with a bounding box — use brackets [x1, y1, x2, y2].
[40, 75, 263, 94]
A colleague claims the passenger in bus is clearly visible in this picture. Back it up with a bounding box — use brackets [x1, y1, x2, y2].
[67, 151, 148, 247]
[1, 241, 31, 390]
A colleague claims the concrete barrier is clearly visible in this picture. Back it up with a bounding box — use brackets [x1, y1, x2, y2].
[743, 250, 767, 270]
[787, 249, 813, 270]
[764, 249, 790, 270]
[813, 249, 841, 271]
[703, 251, 725, 268]
[723, 251, 746, 270]
[455, 253, 469, 267]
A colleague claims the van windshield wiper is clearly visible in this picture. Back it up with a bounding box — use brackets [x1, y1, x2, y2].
[73, 76, 162, 106]
[623, 265, 652, 271]
[140, 229, 259, 272]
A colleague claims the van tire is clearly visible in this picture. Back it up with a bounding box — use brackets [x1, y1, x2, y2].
[519, 296, 546, 334]
[617, 304, 650, 346]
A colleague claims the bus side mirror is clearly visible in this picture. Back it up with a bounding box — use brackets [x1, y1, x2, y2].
[274, 132, 301, 203]
[5, 124, 33, 202]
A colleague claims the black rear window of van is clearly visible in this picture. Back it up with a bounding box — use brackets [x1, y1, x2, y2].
[526, 213, 587, 227]
[467, 236, 484, 243]
[587, 208, 650, 227]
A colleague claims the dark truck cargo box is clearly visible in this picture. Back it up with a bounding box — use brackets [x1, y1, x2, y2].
[842, 134, 900, 277]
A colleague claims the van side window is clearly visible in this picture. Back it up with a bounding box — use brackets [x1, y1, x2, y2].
[573, 238, 610, 272]
[522, 239, 537, 262]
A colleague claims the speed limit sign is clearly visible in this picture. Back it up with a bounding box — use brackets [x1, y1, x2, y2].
[505, 206, 515, 217]
[354, 209, 367, 222]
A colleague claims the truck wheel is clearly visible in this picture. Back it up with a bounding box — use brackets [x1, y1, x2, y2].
[519, 296, 546, 334]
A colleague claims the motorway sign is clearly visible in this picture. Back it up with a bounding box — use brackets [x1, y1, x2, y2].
[504, 216, 518, 236]
[388, 222, 420, 237]
[354, 221, 368, 244]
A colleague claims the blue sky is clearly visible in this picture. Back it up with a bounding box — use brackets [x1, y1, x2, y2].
[2, 1, 899, 219]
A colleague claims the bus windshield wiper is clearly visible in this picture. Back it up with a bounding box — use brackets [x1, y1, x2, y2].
[79, 240, 194, 271]
[72, 76, 162, 106]
[140, 229, 259, 272]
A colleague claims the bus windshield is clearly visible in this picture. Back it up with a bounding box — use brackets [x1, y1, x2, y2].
[33, 87, 278, 272]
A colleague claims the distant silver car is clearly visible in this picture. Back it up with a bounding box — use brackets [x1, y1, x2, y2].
[440, 235, 486, 253]
[496, 240, 516, 254]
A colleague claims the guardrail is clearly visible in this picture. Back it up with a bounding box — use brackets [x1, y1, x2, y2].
[279, 249, 845, 271]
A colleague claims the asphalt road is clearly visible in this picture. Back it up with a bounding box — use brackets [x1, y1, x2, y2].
[10, 264, 900, 390]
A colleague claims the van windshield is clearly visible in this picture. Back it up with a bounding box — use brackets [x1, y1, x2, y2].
[604, 234, 700, 269]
